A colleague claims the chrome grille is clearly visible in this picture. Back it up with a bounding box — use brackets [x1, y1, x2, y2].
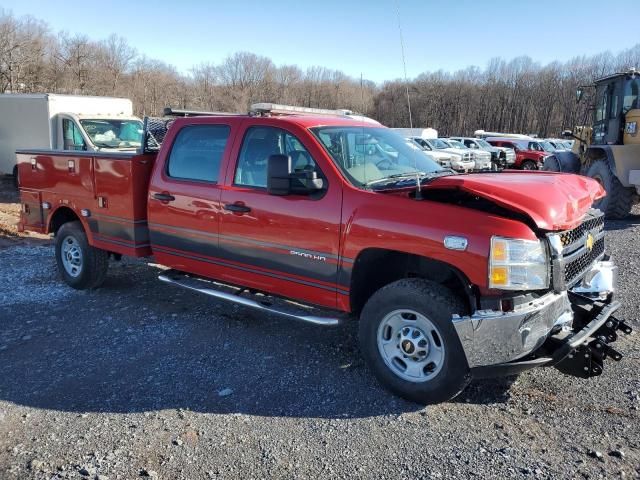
[563, 237, 605, 284]
[560, 213, 604, 248]
[548, 209, 606, 289]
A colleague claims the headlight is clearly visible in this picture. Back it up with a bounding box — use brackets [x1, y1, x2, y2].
[489, 236, 549, 290]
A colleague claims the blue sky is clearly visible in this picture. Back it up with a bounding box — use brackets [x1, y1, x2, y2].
[2, 0, 637, 83]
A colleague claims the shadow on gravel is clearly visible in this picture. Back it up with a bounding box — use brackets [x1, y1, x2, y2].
[604, 214, 640, 231]
[0, 262, 427, 419]
[0, 247, 516, 419]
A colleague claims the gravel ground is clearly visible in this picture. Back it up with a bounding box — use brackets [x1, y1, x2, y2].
[0, 181, 639, 480]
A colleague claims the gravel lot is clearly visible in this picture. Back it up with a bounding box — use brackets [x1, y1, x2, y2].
[0, 179, 639, 480]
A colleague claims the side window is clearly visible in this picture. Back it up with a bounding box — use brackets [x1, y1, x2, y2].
[234, 126, 319, 188]
[63, 119, 86, 151]
[167, 124, 230, 182]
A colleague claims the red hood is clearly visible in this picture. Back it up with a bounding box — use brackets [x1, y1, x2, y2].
[428, 171, 605, 231]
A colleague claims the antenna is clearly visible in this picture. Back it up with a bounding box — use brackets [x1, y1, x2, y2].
[395, 0, 413, 129]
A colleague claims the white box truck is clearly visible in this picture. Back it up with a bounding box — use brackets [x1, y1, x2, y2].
[0, 93, 143, 180]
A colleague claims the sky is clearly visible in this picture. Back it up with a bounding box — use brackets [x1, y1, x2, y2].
[2, 0, 638, 83]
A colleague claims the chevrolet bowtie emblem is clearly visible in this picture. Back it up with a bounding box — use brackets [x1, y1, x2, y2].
[586, 233, 594, 251]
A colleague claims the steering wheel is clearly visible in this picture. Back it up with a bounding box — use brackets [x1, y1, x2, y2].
[375, 158, 394, 169]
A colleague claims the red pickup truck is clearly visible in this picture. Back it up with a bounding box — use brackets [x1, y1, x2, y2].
[17, 104, 631, 404]
[487, 138, 549, 170]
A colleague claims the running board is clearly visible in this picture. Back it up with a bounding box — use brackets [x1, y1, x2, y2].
[158, 270, 343, 326]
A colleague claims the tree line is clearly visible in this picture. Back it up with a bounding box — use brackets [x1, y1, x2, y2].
[1, 10, 638, 137]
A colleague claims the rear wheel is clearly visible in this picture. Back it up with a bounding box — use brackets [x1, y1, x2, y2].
[55, 221, 109, 289]
[586, 160, 634, 219]
[358, 278, 470, 404]
[521, 160, 537, 170]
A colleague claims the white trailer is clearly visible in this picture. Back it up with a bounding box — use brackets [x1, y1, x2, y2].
[0, 93, 142, 177]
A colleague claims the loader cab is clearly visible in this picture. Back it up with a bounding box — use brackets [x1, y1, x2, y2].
[591, 70, 639, 146]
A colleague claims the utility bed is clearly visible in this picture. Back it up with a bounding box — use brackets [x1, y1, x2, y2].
[17, 148, 156, 257]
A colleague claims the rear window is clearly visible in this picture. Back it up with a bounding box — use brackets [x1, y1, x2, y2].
[167, 125, 231, 182]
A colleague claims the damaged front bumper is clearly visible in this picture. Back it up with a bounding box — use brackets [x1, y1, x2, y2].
[453, 260, 633, 378]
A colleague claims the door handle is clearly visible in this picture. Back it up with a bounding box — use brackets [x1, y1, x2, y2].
[224, 203, 251, 213]
[153, 192, 175, 202]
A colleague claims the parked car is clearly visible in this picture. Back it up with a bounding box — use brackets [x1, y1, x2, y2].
[545, 138, 572, 151]
[0, 93, 143, 185]
[450, 136, 516, 169]
[410, 137, 475, 173]
[16, 103, 631, 405]
[486, 137, 549, 170]
[405, 138, 452, 169]
[406, 137, 461, 171]
[442, 138, 492, 171]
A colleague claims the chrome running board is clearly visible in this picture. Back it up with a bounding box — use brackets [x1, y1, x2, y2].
[158, 269, 343, 326]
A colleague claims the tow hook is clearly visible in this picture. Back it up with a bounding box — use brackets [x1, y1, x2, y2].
[555, 316, 633, 378]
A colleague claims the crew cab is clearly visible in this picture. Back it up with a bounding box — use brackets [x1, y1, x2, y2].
[17, 103, 632, 404]
[486, 137, 549, 170]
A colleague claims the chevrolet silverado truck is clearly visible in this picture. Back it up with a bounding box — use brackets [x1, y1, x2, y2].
[17, 103, 632, 404]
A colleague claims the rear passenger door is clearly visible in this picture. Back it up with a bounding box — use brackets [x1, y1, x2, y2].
[147, 120, 237, 278]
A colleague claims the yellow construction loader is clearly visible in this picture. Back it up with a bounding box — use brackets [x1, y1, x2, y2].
[546, 68, 640, 218]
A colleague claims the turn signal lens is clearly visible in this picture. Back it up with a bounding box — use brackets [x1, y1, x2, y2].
[490, 266, 508, 285]
[491, 239, 508, 262]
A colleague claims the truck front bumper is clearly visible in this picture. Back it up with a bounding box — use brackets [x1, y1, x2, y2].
[453, 260, 633, 378]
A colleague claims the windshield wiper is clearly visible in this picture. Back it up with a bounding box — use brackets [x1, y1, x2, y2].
[365, 170, 454, 188]
[364, 172, 427, 187]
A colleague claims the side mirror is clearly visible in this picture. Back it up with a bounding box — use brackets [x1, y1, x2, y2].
[267, 154, 292, 196]
[576, 87, 584, 103]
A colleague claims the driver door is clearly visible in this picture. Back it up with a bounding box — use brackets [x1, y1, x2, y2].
[217, 120, 344, 309]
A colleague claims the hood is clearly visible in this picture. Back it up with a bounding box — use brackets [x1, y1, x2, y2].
[427, 171, 605, 231]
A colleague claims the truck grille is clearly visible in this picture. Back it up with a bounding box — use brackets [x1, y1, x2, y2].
[548, 209, 606, 288]
[559, 214, 604, 248]
[564, 236, 605, 284]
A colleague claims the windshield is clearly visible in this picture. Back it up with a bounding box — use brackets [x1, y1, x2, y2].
[539, 141, 556, 152]
[429, 138, 450, 149]
[476, 139, 492, 148]
[79, 119, 143, 149]
[311, 126, 445, 187]
[447, 139, 467, 149]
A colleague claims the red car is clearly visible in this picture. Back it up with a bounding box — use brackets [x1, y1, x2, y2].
[487, 137, 549, 170]
[17, 104, 631, 404]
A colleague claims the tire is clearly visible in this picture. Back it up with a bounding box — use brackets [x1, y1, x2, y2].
[55, 221, 109, 289]
[542, 155, 561, 172]
[358, 278, 471, 404]
[586, 160, 634, 219]
[521, 160, 537, 170]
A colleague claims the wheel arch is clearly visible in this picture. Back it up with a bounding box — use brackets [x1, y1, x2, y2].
[349, 248, 475, 316]
[48, 206, 82, 235]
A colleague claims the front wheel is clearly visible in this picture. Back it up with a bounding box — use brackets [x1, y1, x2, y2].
[55, 221, 109, 289]
[358, 278, 470, 404]
[586, 160, 634, 219]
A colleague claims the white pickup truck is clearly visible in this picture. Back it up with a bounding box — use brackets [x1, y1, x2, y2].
[0, 94, 143, 183]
